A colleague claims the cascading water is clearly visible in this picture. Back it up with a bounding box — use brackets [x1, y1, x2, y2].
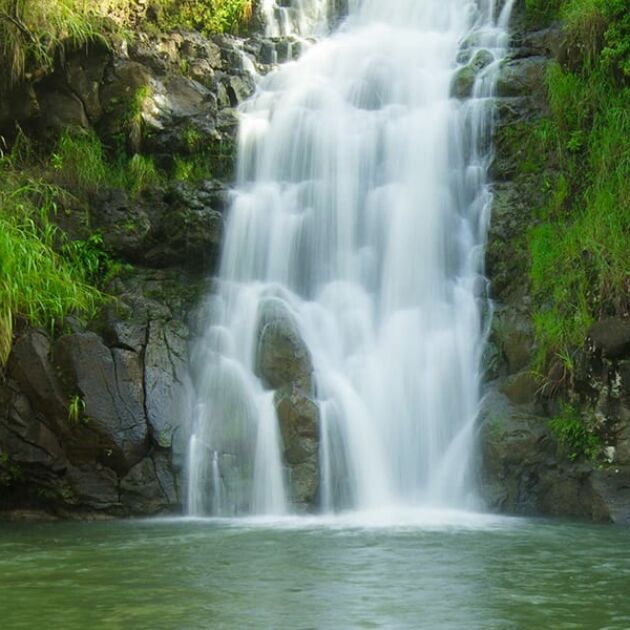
[261, 0, 331, 37]
[187, 0, 514, 517]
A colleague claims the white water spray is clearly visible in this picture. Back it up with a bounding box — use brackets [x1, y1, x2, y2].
[187, 0, 514, 516]
[261, 0, 330, 37]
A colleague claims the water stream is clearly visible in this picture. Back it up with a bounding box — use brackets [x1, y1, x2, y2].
[187, 0, 514, 516]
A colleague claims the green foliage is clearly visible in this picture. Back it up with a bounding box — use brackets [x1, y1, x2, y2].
[128, 153, 162, 195]
[601, 0, 630, 79]
[62, 232, 131, 286]
[67, 393, 86, 424]
[549, 404, 601, 461]
[0, 0, 251, 87]
[525, 0, 630, 371]
[52, 128, 162, 197]
[0, 452, 22, 487]
[173, 155, 211, 182]
[524, 0, 564, 27]
[158, 0, 253, 35]
[52, 129, 109, 192]
[0, 161, 105, 365]
[0, 0, 127, 86]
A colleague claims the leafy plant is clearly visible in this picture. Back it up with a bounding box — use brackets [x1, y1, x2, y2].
[158, 0, 253, 35]
[549, 404, 601, 461]
[62, 232, 131, 287]
[67, 393, 86, 424]
[0, 0, 115, 86]
[0, 452, 22, 487]
[526, 0, 630, 373]
[0, 153, 105, 364]
[128, 153, 162, 195]
[51, 129, 109, 192]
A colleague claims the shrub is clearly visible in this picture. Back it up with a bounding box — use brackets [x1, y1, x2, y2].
[0, 0, 118, 85]
[158, 0, 253, 35]
[549, 404, 601, 461]
[0, 172, 104, 364]
[526, 0, 630, 371]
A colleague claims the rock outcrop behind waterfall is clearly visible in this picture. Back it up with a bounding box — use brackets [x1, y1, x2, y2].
[255, 299, 320, 510]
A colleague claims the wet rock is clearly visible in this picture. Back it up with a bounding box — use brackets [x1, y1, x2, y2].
[64, 45, 111, 122]
[496, 56, 547, 98]
[588, 318, 630, 360]
[0, 381, 66, 471]
[591, 468, 630, 525]
[145, 183, 224, 270]
[486, 181, 536, 303]
[99, 59, 152, 138]
[92, 184, 224, 270]
[480, 387, 602, 519]
[451, 49, 494, 99]
[275, 386, 320, 509]
[254, 298, 320, 508]
[8, 330, 67, 425]
[255, 298, 314, 393]
[500, 371, 539, 406]
[144, 319, 190, 449]
[54, 332, 148, 474]
[91, 188, 153, 261]
[490, 310, 535, 376]
[65, 463, 120, 510]
[120, 454, 178, 514]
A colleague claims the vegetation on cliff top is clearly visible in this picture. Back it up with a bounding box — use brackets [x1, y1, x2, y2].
[0, 0, 252, 364]
[525, 0, 630, 372]
[0, 138, 105, 365]
[0, 0, 253, 85]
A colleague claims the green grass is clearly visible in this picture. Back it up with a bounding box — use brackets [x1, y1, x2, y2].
[0, 130, 150, 365]
[0, 0, 120, 86]
[158, 0, 253, 36]
[0, 0, 253, 87]
[525, 0, 630, 372]
[67, 393, 86, 424]
[549, 403, 601, 461]
[51, 128, 162, 197]
[0, 162, 105, 364]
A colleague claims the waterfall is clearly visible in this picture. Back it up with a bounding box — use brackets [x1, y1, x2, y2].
[187, 0, 514, 516]
[261, 0, 331, 37]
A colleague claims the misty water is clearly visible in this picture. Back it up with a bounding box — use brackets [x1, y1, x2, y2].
[1, 515, 630, 629]
[188, 0, 514, 516]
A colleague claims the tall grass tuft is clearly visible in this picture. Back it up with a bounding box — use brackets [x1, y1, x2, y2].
[525, 0, 630, 370]
[0, 147, 104, 364]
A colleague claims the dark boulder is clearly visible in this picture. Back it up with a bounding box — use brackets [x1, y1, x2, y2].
[254, 298, 320, 508]
[588, 318, 630, 360]
[255, 298, 313, 393]
[8, 330, 67, 425]
[275, 386, 320, 508]
[54, 332, 148, 474]
[120, 453, 178, 514]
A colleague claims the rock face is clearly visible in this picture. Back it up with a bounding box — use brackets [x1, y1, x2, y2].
[0, 274, 195, 517]
[479, 4, 630, 523]
[255, 299, 320, 509]
[0, 23, 322, 518]
[92, 182, 225, 270]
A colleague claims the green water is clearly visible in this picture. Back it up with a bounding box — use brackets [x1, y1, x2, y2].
[1, 510, 629, 629]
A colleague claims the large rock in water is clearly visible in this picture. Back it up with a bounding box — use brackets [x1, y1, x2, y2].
[274, 386, 320, 509]
[255, 298, 320, 508]
[255, 298, 313, 392]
